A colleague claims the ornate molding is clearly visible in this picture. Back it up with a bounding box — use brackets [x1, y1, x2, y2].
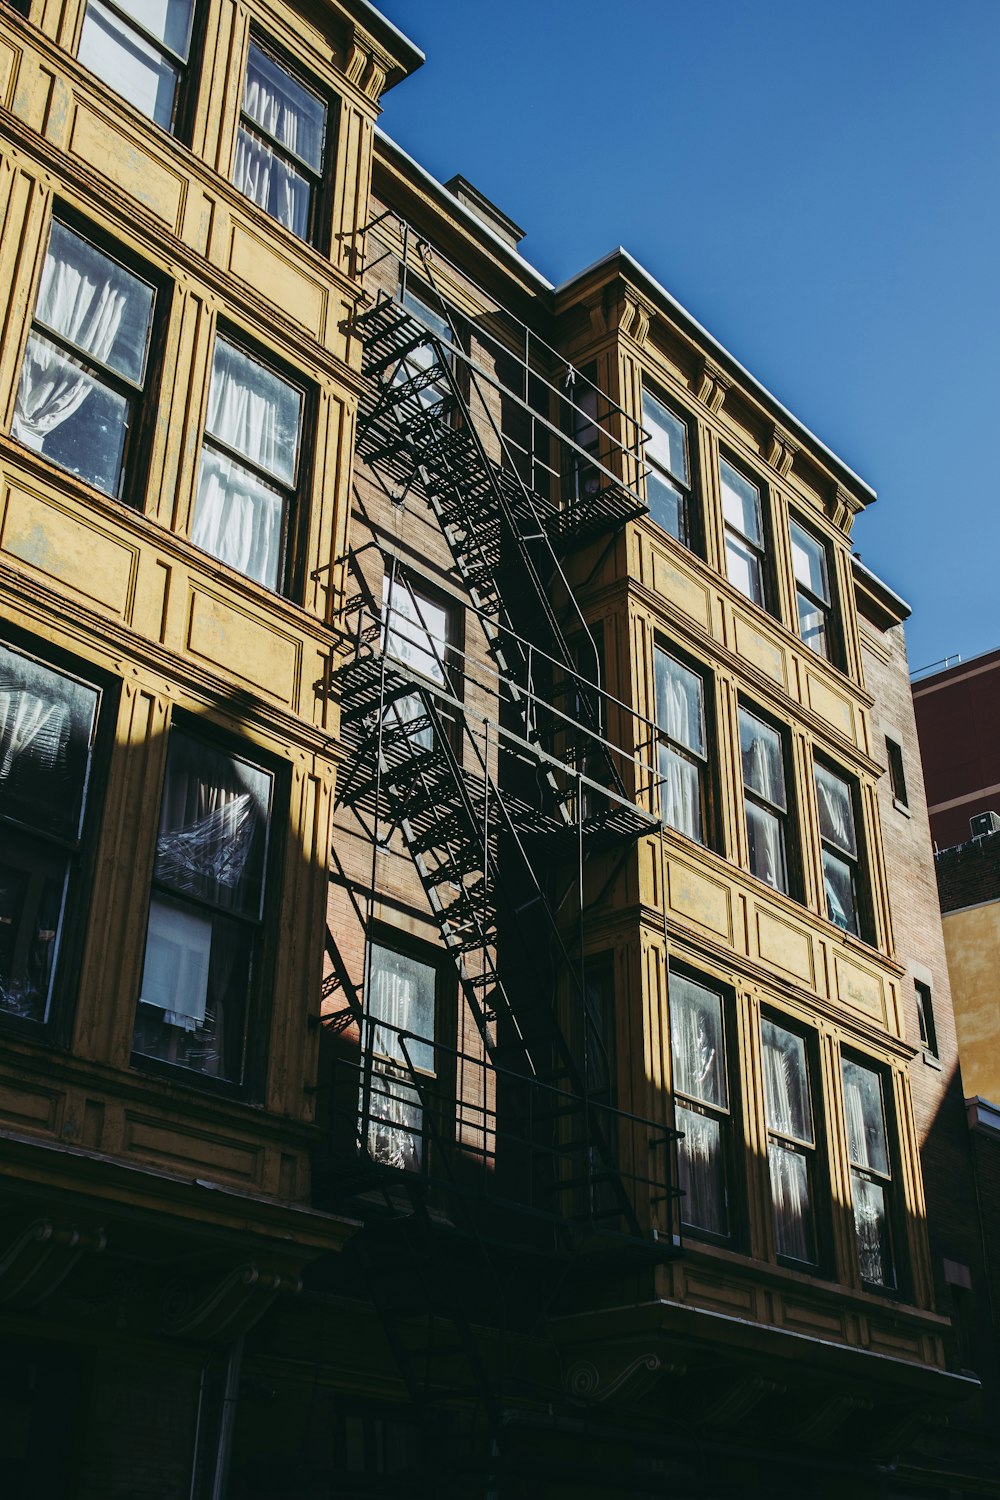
[697, 359, 732, 413]
[162, 1262, 301, 1342]
[704, 1373, 784, 1427]
[794, 1390, 873, 1443]
[566, 1348, 684, 1406]
[830, 483, 862, 531]
[767, 423, 800, 477]
[0, 1219, 106, 1311]
[619, 294, 654, 349]
[345, 34, 392, 102]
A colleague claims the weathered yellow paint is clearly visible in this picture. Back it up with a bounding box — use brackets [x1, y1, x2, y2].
[941, 901, 1000, 1102]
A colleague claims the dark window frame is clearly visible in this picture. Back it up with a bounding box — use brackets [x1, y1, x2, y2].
[130, 713, 286, 1103]
[0, 628, 118, 1049]
[738, 699, 801, 899]
[813, 753, 871, 941]
[192, 323, 312, 599]
[641, 382, 698, 552]
[381, 565, 464, 756]
[914, 979, 938, 1056]
[886, 735, 909, 809]
[789, 513, 839, 664]
[76, 0, 203, 138]
[653, 642, 714, 848]
[235, 32, 337, 251]
[840, 1050, 905, 1294]
[760, 1011, 830, 1272]
[719, 450, 772, 613]
[13, 210, 169, 510]
[668, 964, 743, 1249]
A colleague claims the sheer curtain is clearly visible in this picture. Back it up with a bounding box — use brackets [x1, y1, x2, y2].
[233, 47, 323, 239]
[762, 1025, 813, 1261]
[192, 341, 298, 589]
[13, 235, 125, 449]
[742, 723, 785, 888]
[0, 691, 64, 788]
[670, 975, 727, 1234]
[842, 1061, 892, 1284]
[365, 947, 435, 1172]
[658, 664, 701, 840]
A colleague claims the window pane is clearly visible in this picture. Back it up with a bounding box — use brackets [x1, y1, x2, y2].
[133, 895, 251, 1082]
[725, 533, 764, 607]
[79, 1, 181, 130]
[233, 128, 313, 240]
[814, 762, 857, 856]
[768, 1142, 814, 1263]
[153, 734, 272, 920]
[676, 1104, 727, 1235]
[745, 800, 787, 891]
[36, 222, 154, 385]
[720, 459, 762, 544]
[841, 1058, 889, 1174]
[384, 578, 449, 685]
[659, 744, 702, 842]
[739, 709, 786, 811]
[205, 339, 302, 486]
[243, 44, 326, 172]
[789, 520, 830, 603]
[851, 1172, 894, 1287]
[0, 644, 99, 841]
[797, 592, 830, 657]
[762, 1020, 813, 1142]
[821, 848, 859, 934]
[646, 469, 686, 542]
[401, 287, 452, 346]
[642, 390, 688, 485]
[0, 835, 68, 1024]
[368, 944, 436, 1075]
[670, 974, 727, 1108]
[192, 450, 286, 590]
[113, 0, 194, 57]
[367, 1071, 424, 1172]
[654, 651, 705, 756]
[16, 334, 128, 495]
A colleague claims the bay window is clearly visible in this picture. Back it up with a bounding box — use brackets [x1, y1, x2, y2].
[654, 647, 709, 843]
[642, 387, 692, 546]
[12, 220, 158, 501]
[739, 706, 791, 894]
[78, 0, 197, 133]
[132, 728, 274, 1086]
[233, 41, 329, 244]
[720, 457, 767, 608]
[364, 941, 438, 1173]
[0, 641, 101, 1030]
[762, 1017, 818, 1264]
[790, 518, 834, 659]
[190, 335, 305, 592]
[841, 1056, 896, 1288]
[814, 759, 864, 936]
[670, 972, 732, 1239]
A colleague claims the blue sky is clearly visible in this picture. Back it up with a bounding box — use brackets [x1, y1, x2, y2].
[376, 0, 1000, 674]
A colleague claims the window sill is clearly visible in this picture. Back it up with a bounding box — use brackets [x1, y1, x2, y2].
[921, 1049, 943, 1071]
[892, 797, 911, 818]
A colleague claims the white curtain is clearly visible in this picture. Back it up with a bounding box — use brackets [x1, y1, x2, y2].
[233, 48, 321, 239]
[816, 767, 855, 853]
[12, 243, 125, 449]
[744, 731, 784, 887]
[843, 1063, 891, 1284]
[233, 131, 308, 239]
[0, 690, 64, 785]
[191, 351, 288, 588]
[658, 663, 701, 839]
[762, 1027, 812, 1261]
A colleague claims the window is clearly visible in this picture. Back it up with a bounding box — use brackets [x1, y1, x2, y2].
[0, 641, 101, 1030]
[232, 41, 329, 243]
[739, 706, 791, 894]
[886, 736, 908, 808]
[654, 648, 708, 843]
[77, 0, 197, 133]
[762, 1018, 818, 1265]
[670, 972, 733, 1239]
[364, 941, 438, 1173]
[566, 374, 601, 503]
[382, 572, 456, 751]
[396, 283, 455, 415]
[12, 220, 157, 501]
[720, 457, 767, 608]
[642, 387, 692, 546]
[132, 729, 274, 1086]
[789, 518, 834, 659]
[914, 979, 938, 1056]
[190, 335, 305, 592]
[841, 1056, 896, 1288]
[814, 759, 863, 936]
[4, 1, 31, 16]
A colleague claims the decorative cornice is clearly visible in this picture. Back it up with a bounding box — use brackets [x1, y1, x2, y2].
[697, 358, 732, 414]
[704, 1373, 784, 1427]
[619, 293, 654, 349]
[566, 1346, 684, 1406]
[767, 423, 800, 478]
[831, 483, 863, 530]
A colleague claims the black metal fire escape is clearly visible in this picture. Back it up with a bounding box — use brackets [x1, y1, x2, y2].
[318, 220, 680, 1491]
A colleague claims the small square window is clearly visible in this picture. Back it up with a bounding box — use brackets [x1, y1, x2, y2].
[190, 334, 306, 593]
[233, 41, 331, 244]
[78, 0, 198, 133]
[12, 219, 159, 502]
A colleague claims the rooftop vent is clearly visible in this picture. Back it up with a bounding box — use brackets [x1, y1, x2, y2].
[970, 811, 1000, 839]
